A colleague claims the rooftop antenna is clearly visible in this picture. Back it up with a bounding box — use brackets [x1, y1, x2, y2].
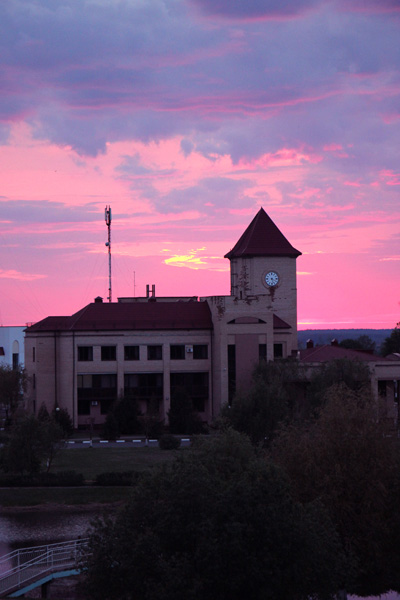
[105, 206, 112, 302]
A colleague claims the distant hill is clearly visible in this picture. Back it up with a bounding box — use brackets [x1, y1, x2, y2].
[297, 329, 392, 353]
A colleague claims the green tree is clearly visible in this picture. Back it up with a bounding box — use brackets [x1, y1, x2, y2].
[114, 396, 141, 434]
[381, 323, 400, 356]
[52, 407, 74, 437]
[101, 411, 119, 441]
[168, 387, 205, 435]
[0, 365, 27, 424]
[0, 414, 63, 474]
[81, 430, 348, 600]
[307, 358, 370, 412]
[339, 335, 376, 353]
[271, 384, 400, 596]
[222, 360, 305, 445]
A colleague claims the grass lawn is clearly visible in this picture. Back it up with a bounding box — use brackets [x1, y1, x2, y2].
[0, 447, 181, 508]
[52, 446, 179, 480]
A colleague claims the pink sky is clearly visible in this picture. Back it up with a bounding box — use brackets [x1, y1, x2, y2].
[0, 1, 399, 330]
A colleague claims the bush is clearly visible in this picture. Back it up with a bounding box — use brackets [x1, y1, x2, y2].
[159, 433, 181, 450]
[95, 471, 139, 486]
[0, 470, 84, 487]
[50, 470, 85, 486]
[52, 408, 74, 438]
[101, 412, 120, 441]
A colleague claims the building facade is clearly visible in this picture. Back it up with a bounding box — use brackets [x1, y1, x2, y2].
[24, 208, 302, 428]
[0, 326, 25, 369]
[24, 207, 400, 430]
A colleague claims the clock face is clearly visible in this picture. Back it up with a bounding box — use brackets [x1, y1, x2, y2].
[264, 271, 279, 287]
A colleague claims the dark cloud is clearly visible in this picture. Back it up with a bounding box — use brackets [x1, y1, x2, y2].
[0, 199, 101, 224]
[0, 0, 399, 175]
[154, 176, 254, 213]
[188, 0, 319, 19]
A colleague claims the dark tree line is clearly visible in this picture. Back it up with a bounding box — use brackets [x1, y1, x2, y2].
[81, 430, 348, 600]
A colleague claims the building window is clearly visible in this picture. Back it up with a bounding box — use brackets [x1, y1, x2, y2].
[101, 346, 116, 361]
[78, 346, 93, 362]
[12, 353, 19, 370]
[124, 373, 163, 413]
[273, 343, 283, 359]
[259, 344, 267, 362]
[170, 372, 209, 412]
[193, 344, 208, 359]
[33, 347, 36, 363]
[228, 344, 236, 405]
[78, 400, 91, 415]
[147, 345, 162, 360]
[170, 345, 185, 360]
[124, 345, 139, 361]
[77, 373, 117, 415]
[33, 373, 36, 390]
[378, 380, 387, 397]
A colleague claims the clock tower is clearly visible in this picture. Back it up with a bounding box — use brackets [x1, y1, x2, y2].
[224, 207, 301, 332]
[204, 207, 301, 412]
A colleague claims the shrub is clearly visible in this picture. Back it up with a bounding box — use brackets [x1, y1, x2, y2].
[52, 408, 74, 438]
[95, 471, 139, 486]
[0, 470, 84, 487]
[159, 433, 181, 450]
[101, 412, 120, 441]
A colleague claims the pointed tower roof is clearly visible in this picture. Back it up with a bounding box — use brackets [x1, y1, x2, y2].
[224, 208, 301, 259]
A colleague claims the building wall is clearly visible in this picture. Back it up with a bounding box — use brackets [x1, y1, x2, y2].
[204, 294, 296, 413]
[25, 329, 212, 429]
[228, 256, 298, 331]
[0, 326, 25, 368]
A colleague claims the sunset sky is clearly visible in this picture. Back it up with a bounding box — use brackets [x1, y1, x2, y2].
[1, 0, 399, 329]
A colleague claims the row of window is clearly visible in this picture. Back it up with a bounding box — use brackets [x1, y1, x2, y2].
[77, 371, 209, 415]
[77, 344, 209, 362]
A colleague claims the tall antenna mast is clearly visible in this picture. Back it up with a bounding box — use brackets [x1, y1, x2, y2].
[105, 206, 112, 303]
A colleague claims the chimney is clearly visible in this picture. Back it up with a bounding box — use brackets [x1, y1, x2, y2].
[306, 339, 314, 349]
[331, 338, 338, 346]
[94, 296, 103, 303]
[146, 284, 156, 298]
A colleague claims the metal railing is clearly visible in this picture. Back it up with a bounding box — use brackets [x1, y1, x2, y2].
[0, 538, 88, 598]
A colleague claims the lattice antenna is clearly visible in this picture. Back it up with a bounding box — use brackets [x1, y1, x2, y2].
[105, 206, 112, 302]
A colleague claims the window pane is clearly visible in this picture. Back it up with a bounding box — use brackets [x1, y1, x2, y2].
[78, 400, 91, 415]
[170, 345, 185, 360]
[147, 345, 162, 360]
[78, 346, 93, 361]
[101, 346, 116, 361]
[193, 345, 208, 359]
[273, 343, 283, 359]
[125, 345, 139, 360]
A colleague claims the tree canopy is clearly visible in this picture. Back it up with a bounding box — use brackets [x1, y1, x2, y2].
[271, 384, 400, 596]
[221, 360, 305, 444]
[82, 430, 348, 600]
[0, 364, 27, 423]
[339, 335, 376, 353]
[306, 358, 370, 412]
[381, 323, 400, 356]
[0, 413, 64, 474]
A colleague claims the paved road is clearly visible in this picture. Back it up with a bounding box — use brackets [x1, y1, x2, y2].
[63, 437, 192, 449]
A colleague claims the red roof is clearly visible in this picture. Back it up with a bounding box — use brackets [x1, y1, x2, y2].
[299, 345, 389, 363]
[225, 208, 301, 259]
[26, 301, 213, 332]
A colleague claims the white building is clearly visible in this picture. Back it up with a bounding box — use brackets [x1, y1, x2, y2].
[0, 326, 25, 369]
